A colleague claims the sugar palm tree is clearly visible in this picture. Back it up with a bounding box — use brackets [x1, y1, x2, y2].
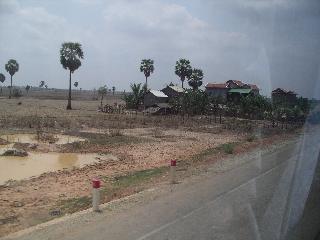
[25, 85, 31, 94]
[175, 59, 192, 88]
[98, 85, 107, 107]
[0, 73, 5, 95]
[112, 86, 116, 95]
[60, 42, 84, 110]
[140, 59, 154, 89]
[188, 68, 204, 90]
[5, 59, 19, 99]
[39, 81, 45, 88]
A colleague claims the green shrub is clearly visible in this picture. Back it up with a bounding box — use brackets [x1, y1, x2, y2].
[221, 143, 235, 154]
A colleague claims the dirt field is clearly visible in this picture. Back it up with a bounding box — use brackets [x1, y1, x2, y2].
[0, 96, 300, 236]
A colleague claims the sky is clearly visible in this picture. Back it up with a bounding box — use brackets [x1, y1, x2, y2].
[0, 0, 319, 98]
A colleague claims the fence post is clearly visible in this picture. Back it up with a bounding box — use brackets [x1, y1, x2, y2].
[92, 178, 101, 212]
[170, 160, 177, 184]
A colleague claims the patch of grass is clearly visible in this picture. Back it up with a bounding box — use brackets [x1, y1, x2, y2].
[99, 167, 167, 200]
[219, 143, 235, 154]
[191, 142, 238, 162]
[112, 168, 166, 188]
[57, 196, 91, 214]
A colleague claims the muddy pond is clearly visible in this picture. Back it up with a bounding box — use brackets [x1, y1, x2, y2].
[0, 134, 116, 185]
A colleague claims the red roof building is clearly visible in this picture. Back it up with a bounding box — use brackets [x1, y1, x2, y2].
[205, 80, 260, 100]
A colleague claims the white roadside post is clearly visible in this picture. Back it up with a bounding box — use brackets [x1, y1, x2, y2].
[92, 178, 101, 212]
[170, 160, 177, 184]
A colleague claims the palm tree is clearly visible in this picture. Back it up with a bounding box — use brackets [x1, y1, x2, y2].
[98, 85, 107, 107]
[74, 81, 79, 88]
[188, 68, 204, 90]
[175, 59, 192, 88]
[112, 86, 116, 95]
[5, 59, 19, 99]
[39, 81, 45, 88]
[60, 42, 84, 110]
[25, 85, 30, 95]
[0, 73, 5, 95]
[140, 59, 154, 89]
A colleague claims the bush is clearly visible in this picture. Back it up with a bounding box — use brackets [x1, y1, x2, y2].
[221, 143, 235, 154]
[171, 89, 209, 115]
[239, 95, 272, 119]
[122, 83, 147, 109]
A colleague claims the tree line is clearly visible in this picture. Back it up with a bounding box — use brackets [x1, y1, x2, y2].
[139, 58, 204, 90]
[123, 83, 311, 123]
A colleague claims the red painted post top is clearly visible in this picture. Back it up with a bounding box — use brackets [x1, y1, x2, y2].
[171, 160, 176, 167]
[92, 178, 101, 188]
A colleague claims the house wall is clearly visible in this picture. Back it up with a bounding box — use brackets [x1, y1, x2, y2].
[272, 93, 297, 106]
[144, 93, 168, 107]
[205, 88, 228, 100]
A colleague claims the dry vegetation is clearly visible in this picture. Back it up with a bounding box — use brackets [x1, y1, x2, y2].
[0, 95, 300, 236]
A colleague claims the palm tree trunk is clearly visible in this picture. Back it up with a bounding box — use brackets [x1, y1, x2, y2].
[9, 75, 12, 99]
[145, 76, 148, 89]
[181, 77, 185, 89]
[67, 70, 72, 110]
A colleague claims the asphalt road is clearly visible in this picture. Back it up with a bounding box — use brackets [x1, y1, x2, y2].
[4, 127, 320, 240]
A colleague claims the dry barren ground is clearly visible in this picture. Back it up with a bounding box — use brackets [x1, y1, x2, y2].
[0, 97, 300, 236]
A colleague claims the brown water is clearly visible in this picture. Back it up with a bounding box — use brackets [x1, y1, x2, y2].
[0, 152, 117, 185]
[0, 134, 85, 145]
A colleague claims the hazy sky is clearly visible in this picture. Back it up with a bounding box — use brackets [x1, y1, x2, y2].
[0, 0, 319, 98]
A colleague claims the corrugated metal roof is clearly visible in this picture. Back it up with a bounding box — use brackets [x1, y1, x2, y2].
[228, 88, 252, 94]
[205, 83, 228, 89]
[150, 90, 168, 98]
[169, 85, 184, 93]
